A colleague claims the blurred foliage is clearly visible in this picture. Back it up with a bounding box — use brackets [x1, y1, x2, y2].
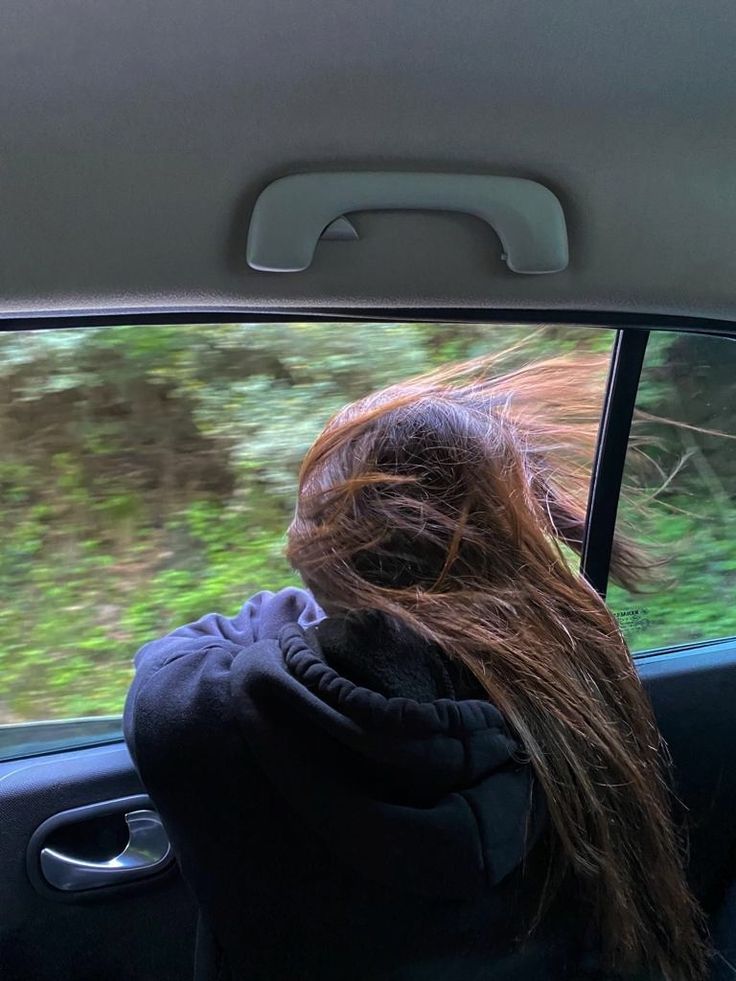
[0, 322, 734, 722]
[608, 331, 736, 649]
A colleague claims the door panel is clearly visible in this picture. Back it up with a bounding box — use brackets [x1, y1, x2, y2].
[639, 642, 736, 908]
[0, 743, 196, 981]
[2, 645, 734, 981]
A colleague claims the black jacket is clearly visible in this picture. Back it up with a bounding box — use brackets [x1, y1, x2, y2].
[124, 588, 606, 980]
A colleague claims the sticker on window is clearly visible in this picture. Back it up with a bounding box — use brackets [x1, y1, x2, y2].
[614, 608, 652, 632]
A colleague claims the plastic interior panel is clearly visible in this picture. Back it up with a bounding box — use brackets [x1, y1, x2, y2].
[637, 639, 736, 905]
[0, 743, 196, 981]
[3, 0, 736, 319]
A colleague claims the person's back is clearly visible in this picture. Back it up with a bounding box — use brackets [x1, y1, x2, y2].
[126, 592, 589, 979]
[125, 352, 707, 980]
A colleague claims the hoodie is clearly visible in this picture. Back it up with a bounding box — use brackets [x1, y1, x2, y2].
[124, 587, 593, 980]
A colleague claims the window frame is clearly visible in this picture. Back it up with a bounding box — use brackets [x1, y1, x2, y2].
[580, 328, 649, 597]
[1, 312, 735, 761]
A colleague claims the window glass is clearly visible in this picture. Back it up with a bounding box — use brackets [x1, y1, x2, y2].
[0, 321, 612, 757]
[608, 331, 736, 652]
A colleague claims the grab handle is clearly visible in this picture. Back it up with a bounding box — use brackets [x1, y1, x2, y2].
[246, 172, 568, 275]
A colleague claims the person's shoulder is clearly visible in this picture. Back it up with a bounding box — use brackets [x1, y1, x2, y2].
[133, 586, 323, 665]
[123, 586, 324, 766]
[123, 639, 239, 771]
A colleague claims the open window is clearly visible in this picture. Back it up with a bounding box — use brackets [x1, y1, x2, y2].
[4, 318, 736, 761]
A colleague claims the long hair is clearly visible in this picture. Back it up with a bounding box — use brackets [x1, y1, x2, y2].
[286, 348, 707, 980]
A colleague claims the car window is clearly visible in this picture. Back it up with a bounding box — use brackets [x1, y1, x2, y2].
[607, 331, 736, 653]
[0, 321, 614, 759]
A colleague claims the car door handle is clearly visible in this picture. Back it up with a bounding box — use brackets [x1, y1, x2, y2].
[40, 809, 171, 892]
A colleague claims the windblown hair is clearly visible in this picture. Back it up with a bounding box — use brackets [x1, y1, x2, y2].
[286, 347, 707, 980]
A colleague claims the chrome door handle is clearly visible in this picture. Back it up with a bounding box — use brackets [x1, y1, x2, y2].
[40, 809, 171, 892]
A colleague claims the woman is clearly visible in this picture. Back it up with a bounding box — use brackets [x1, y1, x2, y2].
[124, 351, 707, 980]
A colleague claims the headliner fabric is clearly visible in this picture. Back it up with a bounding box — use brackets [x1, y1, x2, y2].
[1, 0, 736, 321]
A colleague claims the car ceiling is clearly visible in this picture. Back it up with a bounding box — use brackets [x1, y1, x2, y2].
[2, 0, 735, 321]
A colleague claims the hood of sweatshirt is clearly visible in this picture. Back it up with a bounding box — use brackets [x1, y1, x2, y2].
[228, 609, 546, 902]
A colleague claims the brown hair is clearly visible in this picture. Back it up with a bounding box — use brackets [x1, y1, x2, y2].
[287, 349, 707, 980]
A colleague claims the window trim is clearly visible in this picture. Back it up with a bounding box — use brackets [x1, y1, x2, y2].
[581, 328, 649, 598]
[2, 308, 736, 334]
[0, 717, 123, 764]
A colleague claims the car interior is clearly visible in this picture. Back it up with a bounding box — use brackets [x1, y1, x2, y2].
[2, 1, 736, 979]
